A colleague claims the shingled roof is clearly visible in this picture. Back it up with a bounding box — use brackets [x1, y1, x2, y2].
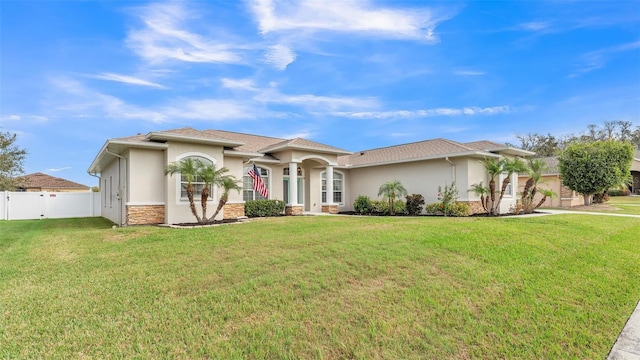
[18, 172, 89, 191]
[337, 138, 501, 167]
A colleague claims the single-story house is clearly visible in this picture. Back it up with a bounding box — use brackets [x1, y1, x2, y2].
[87, 128, 534, 226]
[16, 172, 90, 192]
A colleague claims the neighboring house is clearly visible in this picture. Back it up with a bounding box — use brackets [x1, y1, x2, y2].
[16, 172, 90, 192]
[517, 157, 584, 208]
[631, 150, 640, 195]
[518, 151, 640, 208]
[87, 128, 533, 226]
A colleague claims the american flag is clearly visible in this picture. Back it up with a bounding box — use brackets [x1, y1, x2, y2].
[248, 163, 269, 198]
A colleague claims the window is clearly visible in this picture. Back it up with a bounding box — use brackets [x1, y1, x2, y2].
[178, 156, 214, 201]
[243, 166, 270, 201]
[322, 171, 344, 204]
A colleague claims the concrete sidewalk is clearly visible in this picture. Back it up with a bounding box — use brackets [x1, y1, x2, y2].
[608, 301, 640, 360]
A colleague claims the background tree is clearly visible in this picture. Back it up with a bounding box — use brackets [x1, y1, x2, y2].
[378, 180, 407, 216]
[0, 130, 27, 191]
[559, 140, 634, 205]
[507, 133, 563, 157]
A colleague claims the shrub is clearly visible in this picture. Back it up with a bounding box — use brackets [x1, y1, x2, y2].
[609, 188, 631, 197]
[405, 194, 425, 216]
[370, 200, 406, 215]
[245, 200, 285, 217]
[424, 201, 470, 217]
[425, 203, 443, 215]
[353, 195, 373, 214]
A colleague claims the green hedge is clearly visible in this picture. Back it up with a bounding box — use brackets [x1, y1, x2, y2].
[245, 200, 286, 217]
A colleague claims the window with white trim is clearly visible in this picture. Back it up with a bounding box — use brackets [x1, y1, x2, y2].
[499, 173, 513, 196]
[243, 166, 270, 201]
[321, 171, 344, 204]
[178, 156, 214, 200]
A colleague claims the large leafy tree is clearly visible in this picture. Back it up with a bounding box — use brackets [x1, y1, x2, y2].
[378, 180, 407, 216]
[559, 140, 634, 205]
[0, 131, 27, 191]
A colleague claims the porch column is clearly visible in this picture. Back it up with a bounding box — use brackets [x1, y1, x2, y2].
[288, 162, 298, 205]
[325, 165, 334, 205]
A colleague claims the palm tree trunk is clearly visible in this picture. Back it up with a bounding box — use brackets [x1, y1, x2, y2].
[494, 178, 510, 215]
[186, 183, 202, 223]
[488, 179, 496, 215]
[389, 196, 395, 216]
[480, 195, 488, 212]
[535, 195, 548, 209]
[201, 186, 210, 221]
[209, 194, 228, 222]
[521, 178, 534, 200]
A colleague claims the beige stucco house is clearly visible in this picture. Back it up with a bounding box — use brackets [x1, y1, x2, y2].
[88, 128, 534, 226]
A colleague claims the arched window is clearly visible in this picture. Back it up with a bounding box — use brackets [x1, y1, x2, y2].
[243, 165, 270, 201]
[176, 155, 214, 201]
[321, 171, 344, 205]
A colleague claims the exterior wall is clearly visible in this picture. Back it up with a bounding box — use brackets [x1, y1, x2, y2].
[224, 157, 245, 204]
[127, 205, 165, 225]
[165, 142, 225, 224]
[343, 158, 462, 212]
[223, 203, 245, 219]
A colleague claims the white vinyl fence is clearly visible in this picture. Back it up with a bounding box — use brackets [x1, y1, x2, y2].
[0, 191, 101, 220]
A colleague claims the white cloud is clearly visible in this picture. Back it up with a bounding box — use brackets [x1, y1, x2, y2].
[0, 115, 21, 122]
[264, 44, 296, 70]
[90, 73, 167, 89]
[221, 78, 259, 91]
[278, 130, 311, 139]
[333, 106, 511, 119]
[572, 40, 640, 76]
[46, 167, 71, 172]
[164, 99, 256, 121]
[256, 89, 379, 111]
[126, 2, 245, 64]
[250, 0, 446, 41]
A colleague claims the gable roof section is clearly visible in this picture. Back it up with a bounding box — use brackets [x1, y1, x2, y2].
[464, 140, 536, 156]
[18, 172, 89, 190]
[338, 138, 501, 167]
[259, 137, 352, 155]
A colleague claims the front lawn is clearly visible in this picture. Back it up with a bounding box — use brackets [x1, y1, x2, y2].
[607, 196, 640, 215]
[1, 215, 639, 359]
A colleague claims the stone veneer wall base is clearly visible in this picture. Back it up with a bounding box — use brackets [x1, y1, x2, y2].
[285, 205, 303, 216]
[223, 203, 245, 219]
[127, 205, 165, 225]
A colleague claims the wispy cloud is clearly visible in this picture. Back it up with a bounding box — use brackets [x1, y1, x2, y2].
[256, 89, 378, 111]
[0, 114, 48, 123]
[571, 40, 640, 76]
[90, 73, 167, 89]
[453, 70, 486, 76]
[264, 43, 296, 70]
[126, 2, 246, 64]
[333, 106, 511, 119]
[251, 0, 447, 41]
[221, 78, 259, 91]
[0, 114, 22, 122]
[250, 0, 456, 69]
[518, 21, 553, 32]
[46, 167, 71, 172]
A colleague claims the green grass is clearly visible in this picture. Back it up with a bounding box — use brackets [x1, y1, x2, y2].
[606, 196, 640, 215]
[1, 215, 639, 359]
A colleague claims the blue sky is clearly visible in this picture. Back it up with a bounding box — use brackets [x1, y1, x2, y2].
[1, 0, 639, 187]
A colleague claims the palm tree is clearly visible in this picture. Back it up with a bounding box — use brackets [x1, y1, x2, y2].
[494, 157, 527, 214]
[378, 180, 407, 216]
[165, 158, 202, 223]
[521, 158, 548, 213]
[469, 182, 490, 213]
[480, 158, 503, 216]
[534, 189, 556, 209]
[198, 164, 232, 221]
[208, 175, 242, 222]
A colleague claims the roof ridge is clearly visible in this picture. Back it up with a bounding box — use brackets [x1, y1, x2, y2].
[205, 129, 286, 141]
[354, 137, 466, 153]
